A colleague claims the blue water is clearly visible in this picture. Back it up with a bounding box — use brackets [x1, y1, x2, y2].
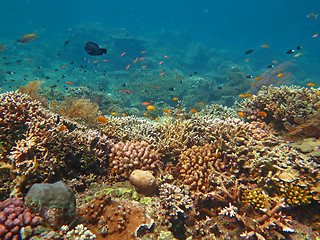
[1, 0, 320, 96]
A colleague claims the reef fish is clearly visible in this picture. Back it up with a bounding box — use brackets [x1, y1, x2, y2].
[245, 49, 254, 55]
[20, 32, 39, 43]
[96, 116, 108, 123]
[0, 44, 7, 51]
[85, 42, 107, 56]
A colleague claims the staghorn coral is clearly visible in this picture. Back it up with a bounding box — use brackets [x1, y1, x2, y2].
[240, 85, 320, 138]
[109, 140, 163, 178]
[0, 197, 42, 240]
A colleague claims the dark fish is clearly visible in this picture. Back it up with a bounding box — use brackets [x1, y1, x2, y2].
[296, 45, 302, 50]
[246, 75, 253, 79]
[267, 65, 274, 68]
[169, 87, 175, 91]
[85, 42, 107, 56]
[245, 49, 254, 55]
[218, 86, 222, 89]
[64, 40, 70, 46]
[122, 83, 127, 87]
[286, 49, 295, 54]
[6, 71, 14, 75]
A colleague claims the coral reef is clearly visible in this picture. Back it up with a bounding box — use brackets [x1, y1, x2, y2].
[0, 197, 42, 240]
[78, 193, 154, 239]
[24, 181, 76, 229]
[240, 85, 320, 138]
[109, 140, 162, 178]
[129, 170, 157, 196]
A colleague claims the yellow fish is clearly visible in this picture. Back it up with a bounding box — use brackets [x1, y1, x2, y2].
[294, 52, 303, 58]
[147, 105, 155, 111]
[173, 97, 178, 101]
[261, 44, 270, 48]
[276, 73, 284, 77]
[111, 112, 117, 116]
[20, 32, 39, 43]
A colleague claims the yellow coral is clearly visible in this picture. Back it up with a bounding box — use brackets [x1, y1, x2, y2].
[240, 189, 267, 209]
[280, 182, 312, 206]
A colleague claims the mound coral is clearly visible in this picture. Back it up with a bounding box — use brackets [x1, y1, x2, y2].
[109, 140, 162, 178]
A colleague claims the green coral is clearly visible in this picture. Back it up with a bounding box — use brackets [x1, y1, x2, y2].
[240, 189, 267, 209]
[280, 182, 313, 206]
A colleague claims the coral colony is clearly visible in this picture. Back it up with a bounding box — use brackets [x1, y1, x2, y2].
[0, 87, 320, 240]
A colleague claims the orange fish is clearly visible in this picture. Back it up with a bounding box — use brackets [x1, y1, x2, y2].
[252, 83, 258, 87]
[141, 66, 147, 68]
[140, 57, 146, 60]
[0, 44, 7, 51]
[254, 77, 262, 81]
[261, 44, 270, 48]
[173, 97, 178, 101]
[51, 102, 57, 107]
[149, 116, 153, 120]
[111, 112, 117, 116]
[93, 60, 98, 63]
[141, 51, 147, 53]
[20, 32, 39, 43]
[160, 72, 165, 76]
[276, 73, 284, 77]
[123, 113, 126, 117]
[126, 64, 130, 70]
[65, 81, 74, 84]
[258, 111, 267, 117]
[272, 60, 279, 64]
[121, 52, 126, 56]
[245, 93, 252, 97]
[238, 94, 246, 98]
[141, 102, 150, 105]
[164, 55, 168, 58]
[147, 105, 155, 111]
[96, 116, 108, 123]
[143, 112, 148, 116]
[159, 61, 164, 64]
[24, 58, 33, 62]
[238, 112, 245, 117]
[125, 90, 132, 94]
[163, 109, 170, 113]
[307, 83, 316, 87]
[133, 57, 138, 63]
[61, 64, 66, 68]
[190, 109, 198, 114]
[165, 115, 169, 118]
[58, 125, 67, 131]
[198, 102, 204, 105]
[312, 33, 319, 38]
[103, 59, 108, 62]
[155, 118, 159, 121]
[119, 90, 125, 94]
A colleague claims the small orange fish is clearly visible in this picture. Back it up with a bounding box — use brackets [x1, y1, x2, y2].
[141, 102, 150, 105]
[245, 93, 252, 97]
[93, 60, 98, 63]
[119, 90, 125, 94]
[133, 57, 138, 63]
[164, 55, 168, 58]
[143, 112, 148, 116]
[51, 102, 57, 107]
[125, 90, 132, 94]
[140, 57, 146, 60]
[190, 109, 198, 114]
[103, 59, 108, 62]
[111, 112, 117, 116]
[96, 116, 108, 123]
[258, 111, 267, 117]
[253, 83, 258, 87]
[238, 112, 245, 117]
[261, 44, 270, 48]
[147, 105, 155, 111]
[277, 73, 284, 77]
[20, 32, 39, 43]
[254, 77, 262, 81]
[160, 72, 165, 76]
[58, 125, 67, 131]
[294, 52, 303, 58]
[198, 102, 204, 105]
[141, 66, 147, 68]
[238, 94, 246, 98]
[165, 115, 169, 118]
[126, 64, 130, 70]
[159, 61, 164, 64]
[173, 97, 178, 101]
[163, 109, 170, 113]
[65, 81, 74, 84]
[121, 52, 126, 56]
[272, 60, 279, 64]
[123, 113, 126, 117]
[141, 51, 147, 53]
[61, 64, 66, 68]
[307, 83, 316, 87]
[312, 33, 319, 38]
[149, 116, 153, 120]
[0, 44, 7, 51]
[155, 118, 159, 121]
[24, 58, 33, 62]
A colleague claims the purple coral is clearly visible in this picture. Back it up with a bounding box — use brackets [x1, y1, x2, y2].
[0, 197, 41, 240]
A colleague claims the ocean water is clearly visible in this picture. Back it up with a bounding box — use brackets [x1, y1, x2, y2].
[1, 0, 320, 106]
